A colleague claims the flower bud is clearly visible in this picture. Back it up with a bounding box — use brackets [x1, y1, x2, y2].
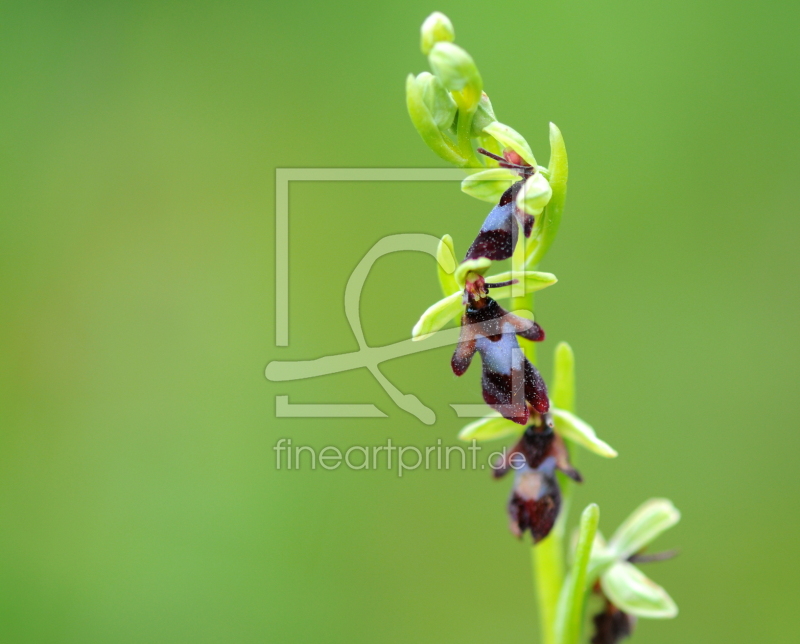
[416, 72, 457, 130]
[420, 12, 455, 56]
[470, 92, 497, 137]
[428, 42, 482, 110]
[405, 74, 465, 166]
[517, 172, 553, 218]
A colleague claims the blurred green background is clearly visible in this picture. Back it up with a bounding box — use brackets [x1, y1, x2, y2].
[2, 0, 799, 642]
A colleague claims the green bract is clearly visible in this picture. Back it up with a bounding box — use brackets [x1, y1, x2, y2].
[526, 123, 568, 267]
[420, 11, 455, 56]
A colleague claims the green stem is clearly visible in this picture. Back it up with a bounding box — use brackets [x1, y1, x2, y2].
[533, 533, 565, 644]
[555, 504, 599, 644]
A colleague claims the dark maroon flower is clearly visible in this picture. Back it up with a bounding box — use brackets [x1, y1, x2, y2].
[451, 296, 547, 424]
[591, 600, 636, 644]
[463, 149, 539, 262]
[494, 423, 582, 543]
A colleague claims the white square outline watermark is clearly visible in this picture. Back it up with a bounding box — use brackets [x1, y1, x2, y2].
[267, 167, 533, 423]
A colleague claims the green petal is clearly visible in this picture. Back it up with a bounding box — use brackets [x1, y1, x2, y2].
[483, 270, 557, 300]
[550, 408, 617, 458]
[483, 121, 536, 166]
[526, 122, 568, 267]
[552, 342, 575, 413]
[428, 42, 482, 110]
[411, 292, 463, 341]
[608, 499, 681, 560]
[454, 257, 492, 287]
[436, 234, 458, 296]
[457, 413, 523, 442]
[601, 561, 679, 619]
[461, 168, 518, 203]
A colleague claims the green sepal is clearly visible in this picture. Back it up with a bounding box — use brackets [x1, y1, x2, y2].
[411, 292, 463, 341]
[601, 561, 679, 619]
[550, 408, 617, 458]
[461, 167, 519, 203]
[608, 498, 681, 560]
[436, 234, 458, 296]
[458, 413, 523, 442]
[454, 257, 492, 287]
[483, 121, 536, 166]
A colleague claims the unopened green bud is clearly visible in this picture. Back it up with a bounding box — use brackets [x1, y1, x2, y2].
[470, 92, 496, 137]
[420, 12, 455, 56]
[428, 42, 482, 110]
[518, 171, 553, 217]
[405, 74, 466, 166]
[416, 72, 457, 130]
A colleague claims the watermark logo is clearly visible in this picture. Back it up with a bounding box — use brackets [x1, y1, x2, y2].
[265, 167, 527, 424]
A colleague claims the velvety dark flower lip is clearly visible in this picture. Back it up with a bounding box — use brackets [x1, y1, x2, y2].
[507, 458, 561, 543]
[451, 296, 547, 424]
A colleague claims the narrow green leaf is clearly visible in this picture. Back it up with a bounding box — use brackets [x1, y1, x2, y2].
[411, 292, 463, 341]
[554, 503, 600, 644]
[458, 413, 523, 442]
[436, 234, 458, 296]
[608, 499, 681, 560]
[601, 561, 678, 619]
[482, 121, 536, 166]
[552, 342, 575, 413]
[551, 408, 617, 458]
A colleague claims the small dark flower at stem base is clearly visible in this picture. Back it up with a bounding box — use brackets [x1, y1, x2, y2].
[591, 600, 636, 644]
[496, 423, 582, 543]
[451, 296, 547, 424]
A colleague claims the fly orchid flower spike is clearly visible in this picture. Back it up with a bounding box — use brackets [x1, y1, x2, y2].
[584, 499, 681, 642]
